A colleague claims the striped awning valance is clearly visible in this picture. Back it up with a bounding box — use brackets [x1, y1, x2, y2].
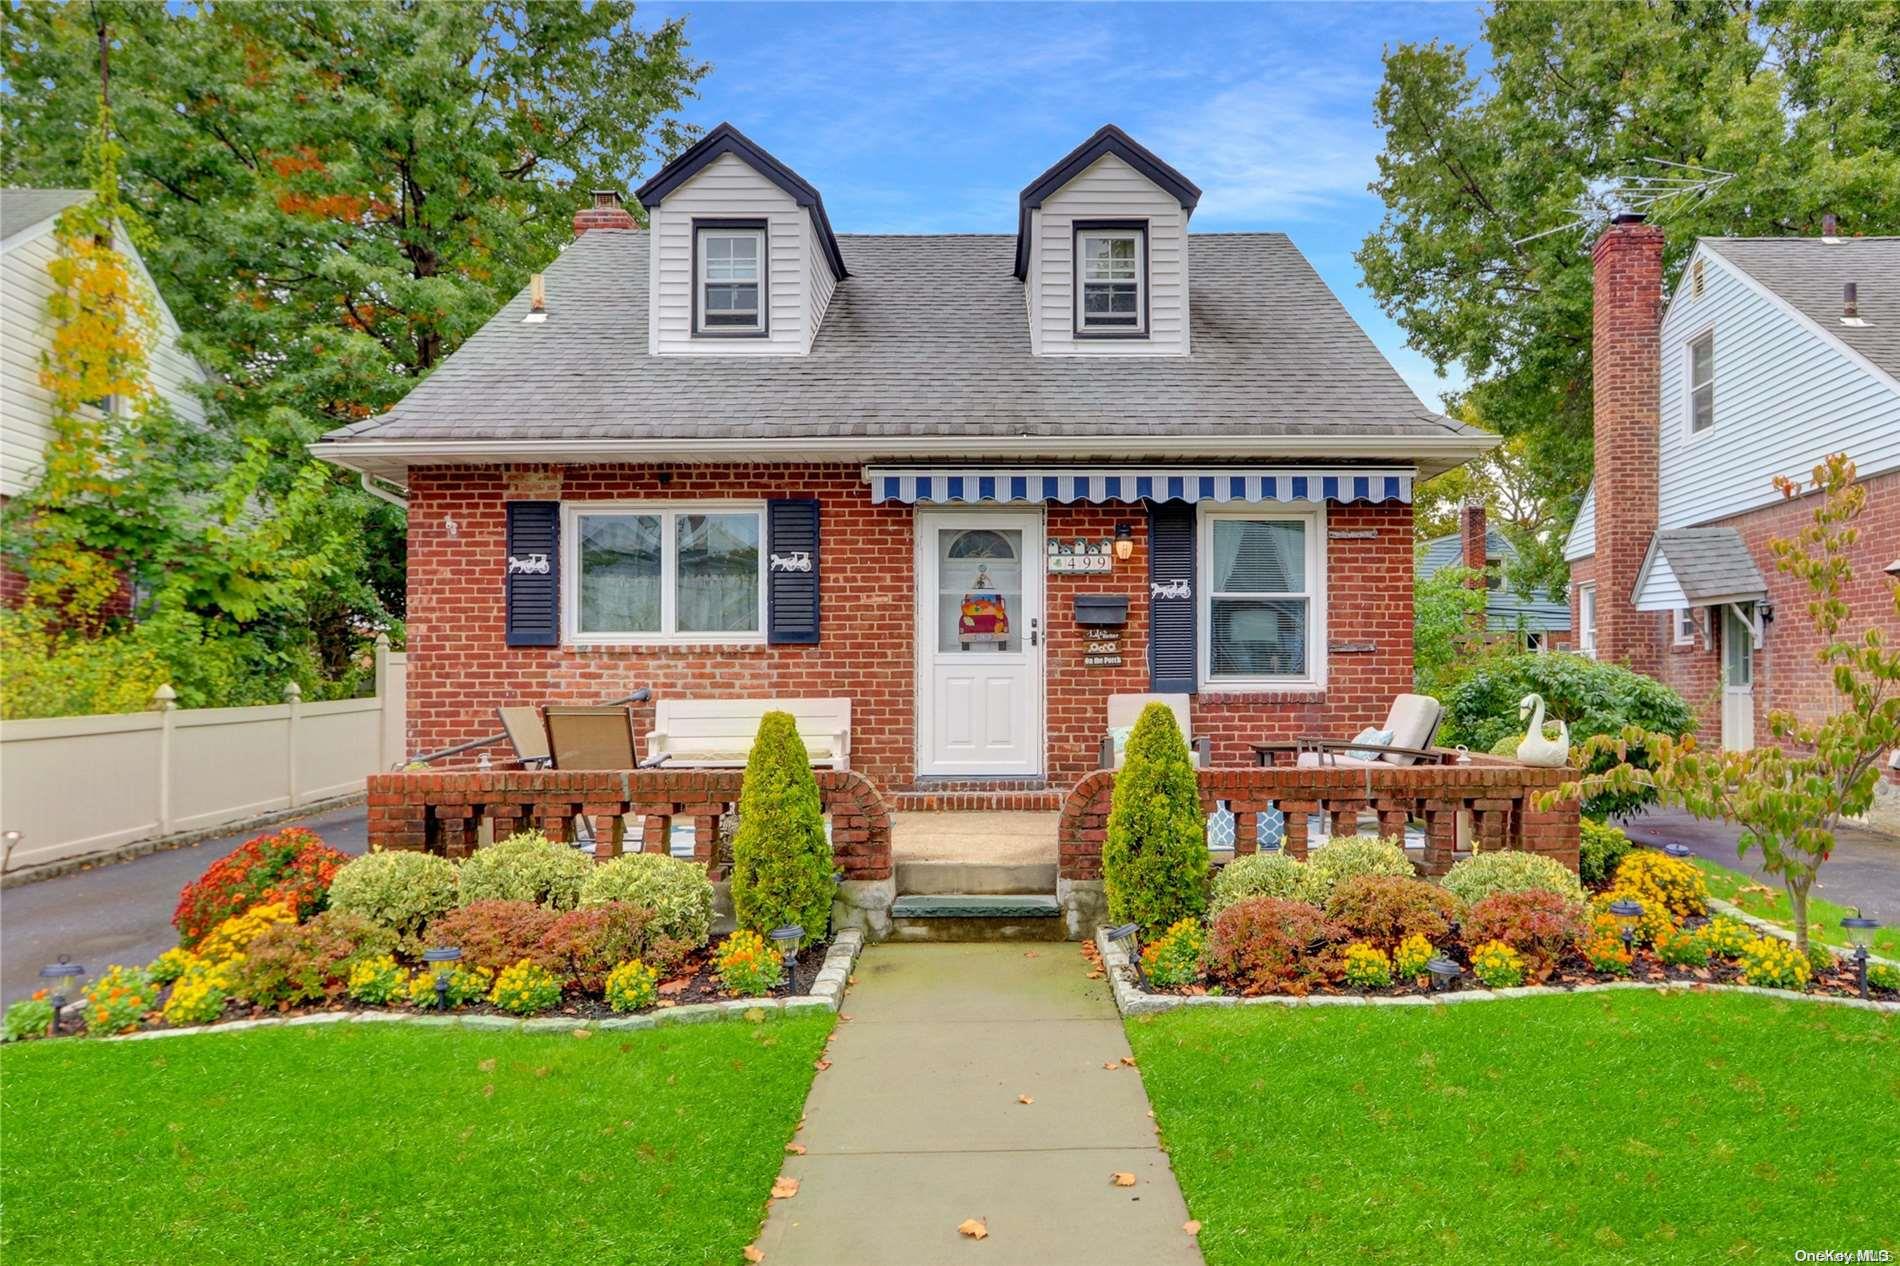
[866, 467, 1415, 506]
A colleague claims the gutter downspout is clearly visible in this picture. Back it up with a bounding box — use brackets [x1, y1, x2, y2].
[360, 471, 409, 510]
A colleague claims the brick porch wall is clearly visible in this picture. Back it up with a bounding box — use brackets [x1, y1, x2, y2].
[406, 462, 1416, 787]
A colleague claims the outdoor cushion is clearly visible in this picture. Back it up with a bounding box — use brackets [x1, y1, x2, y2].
[1378, 693, 1443, 765]
[1342, 727, 1394, 762]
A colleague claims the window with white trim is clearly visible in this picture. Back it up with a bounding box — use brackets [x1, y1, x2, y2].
[1673, 607, 1696, 646]
[1578, 583, 1597, 657]
[1198, 508, 1323, 687]
[567, 504, 764, 642]
[1687, 331, 1715, 433]
[1075, 226, 1145, 335]
[696, 226, 765, 334]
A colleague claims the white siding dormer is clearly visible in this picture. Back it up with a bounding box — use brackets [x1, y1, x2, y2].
[1034, 154, 1189, 356]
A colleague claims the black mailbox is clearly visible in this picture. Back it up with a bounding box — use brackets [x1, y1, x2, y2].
[1074, 594, 1129, 626]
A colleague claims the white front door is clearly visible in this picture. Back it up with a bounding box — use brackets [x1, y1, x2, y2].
[917, 510, 1044, 776]
[1722, 604, 1755, 751]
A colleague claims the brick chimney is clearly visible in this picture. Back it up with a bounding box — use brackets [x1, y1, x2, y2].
[573, 189, 636, 234]
[1590, 212, 1666, 673]
[1459, 501, 1488, 575]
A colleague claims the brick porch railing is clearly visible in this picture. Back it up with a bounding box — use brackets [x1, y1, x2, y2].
[365, 768, 892, 881]
[1057, 755, 1578, 881]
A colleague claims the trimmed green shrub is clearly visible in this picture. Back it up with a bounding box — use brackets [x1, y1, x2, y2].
[729, 711, 835, 947]
[232, 911, 397, 1008]
[1301, 835, 1414, 903]
[1324, 874, 1461, 951]
[1102, 702, 1207, 934]
[326, 850, 460, 944]
[456, 830, 592, 910]
[1441, 652, 1696, 818]
[578, 852, 714, 947]
[1442, 849, 1585, 906]
[1578, 818, 1633, 888]
[1209, 853, 1308, 915]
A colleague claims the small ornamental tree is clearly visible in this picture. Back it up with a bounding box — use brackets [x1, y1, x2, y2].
[1103, 702, 1208, 935]
[729, 711, 835, 948]
[1556, 455, 1899, 955]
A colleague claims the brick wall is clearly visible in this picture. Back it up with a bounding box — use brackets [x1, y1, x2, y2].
[406, 462, 1416, 788]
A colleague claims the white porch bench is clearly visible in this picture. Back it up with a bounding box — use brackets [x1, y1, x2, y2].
[643, 697, 852, 770]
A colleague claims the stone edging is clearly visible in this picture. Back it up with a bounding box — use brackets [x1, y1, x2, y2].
[1707, 896, 1900, 969]
[1093, 927, 1900, 1018]
[102, 929, 865, 1044]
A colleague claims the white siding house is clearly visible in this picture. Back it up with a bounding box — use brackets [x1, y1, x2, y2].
[1028, 153, 1191, 356]
[1, 189, 207, 498]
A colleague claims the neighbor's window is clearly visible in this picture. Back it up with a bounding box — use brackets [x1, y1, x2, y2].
[1673, 607, 1696, 645]
[1578, 584, 1597, 657]
[697, 225, 765, 334]
[1688, 332, 1715, 433]
[569, 504, 763, 641]
[1200, 510, 1320, 685]
[1075, 226, 1145, 335]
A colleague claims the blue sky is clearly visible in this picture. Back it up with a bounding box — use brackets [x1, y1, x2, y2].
[643, 1, 1488, 407]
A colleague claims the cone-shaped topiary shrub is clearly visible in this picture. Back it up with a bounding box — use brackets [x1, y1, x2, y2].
[1103, 702, 1207, 935]
[730, 711, 836, 947]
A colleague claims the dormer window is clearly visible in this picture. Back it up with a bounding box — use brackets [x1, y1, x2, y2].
[695, 221, 766, 336]
[1075, 222, 1146, 337]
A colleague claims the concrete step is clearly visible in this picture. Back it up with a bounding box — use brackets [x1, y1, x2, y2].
[896, 860, 1057, 896]
[888, 893, 1069, 942]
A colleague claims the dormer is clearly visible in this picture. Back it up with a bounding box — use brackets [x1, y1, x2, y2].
[635, 123, 847, 356]
[1015, 125, 1201, 357]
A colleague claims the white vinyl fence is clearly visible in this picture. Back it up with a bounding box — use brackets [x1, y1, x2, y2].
[0, 639, 405, 875]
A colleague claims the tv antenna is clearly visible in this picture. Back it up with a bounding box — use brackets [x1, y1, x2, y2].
[1513, 159, 1736, 247]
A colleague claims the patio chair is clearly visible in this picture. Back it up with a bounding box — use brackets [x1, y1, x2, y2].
[542, 705, 638, 770]
[1100, 692, 1211, 768]
[495, 705, 551, 768]
[1254, 693, 1445, 768]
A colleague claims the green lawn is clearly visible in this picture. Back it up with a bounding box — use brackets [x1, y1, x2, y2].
[1, 1013, 833, 1265]
[1692, 856, 1900, 959]
[1129, 991, 1898, 1264]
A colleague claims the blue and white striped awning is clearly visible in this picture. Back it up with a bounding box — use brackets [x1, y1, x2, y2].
[867, 467, 1415, 506]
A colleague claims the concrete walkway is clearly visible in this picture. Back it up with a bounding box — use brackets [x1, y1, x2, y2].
[756, 944, 1202, 1265]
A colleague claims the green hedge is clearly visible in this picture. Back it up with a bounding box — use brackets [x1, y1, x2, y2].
[729, 711, 835, 948]
[1102, 702, 1207, 935]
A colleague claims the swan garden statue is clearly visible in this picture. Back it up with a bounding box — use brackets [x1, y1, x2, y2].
[1514, 693, 1571, 767]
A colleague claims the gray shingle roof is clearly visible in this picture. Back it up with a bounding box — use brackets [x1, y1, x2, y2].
[1416, 527, 1570, 632]
[320, 230, 1476, 448]
[1651, 528, 1767, 603]
[0, 188, 90, 244]
[1704, 237, 1900, 380]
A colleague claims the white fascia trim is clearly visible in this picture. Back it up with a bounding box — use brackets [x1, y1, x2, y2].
[311, 431, 1500, 491]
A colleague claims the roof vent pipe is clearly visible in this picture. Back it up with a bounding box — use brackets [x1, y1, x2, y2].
[1823, 212, 1839, 236]
[523, 272, 548, 324]
[1844, 281, 1859, 319]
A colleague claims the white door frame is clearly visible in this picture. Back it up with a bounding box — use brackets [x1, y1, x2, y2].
[1721, 603, 1755, 751]
[913, 507, 1046, 777]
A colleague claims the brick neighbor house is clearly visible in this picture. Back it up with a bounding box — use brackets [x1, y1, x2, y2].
[1565, 218, 1899, 779]
[314, 123, 1495, 800]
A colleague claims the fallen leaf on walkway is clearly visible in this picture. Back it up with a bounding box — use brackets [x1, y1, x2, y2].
[839, 1014, 852, 1022]
[815, 1059, 831, 1072]
[1111, 1172, 1137, 1188]
[1103, 1061, 1119, 1070]
[1023, 951, 1039, 958]
[957, 1218, 988, 1240]
[847, 975, 858, 985]
[744, 1246, 766, 1262]
[771, 1176, 800, 1199]
[1120, 1056, 1136, 1067]
[786, 1142, 806, 1154]
[1017, 1094, 1034, 1105]
[1088, 970, 1105, 979]
[1183, 1220, 1202, 1235]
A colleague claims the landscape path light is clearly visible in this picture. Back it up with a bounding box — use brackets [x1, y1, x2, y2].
[1662, 842, 1692, 860]
[769, 925, 804, 988]
[1426, 956, 1462, 992]
[1607, 898, 1644, 957]
[1840, 910, 1879, 1000]
[1106, 923, 1143, 987]
[421, 946, 462, 1010]
[38, 957, 85, 1036]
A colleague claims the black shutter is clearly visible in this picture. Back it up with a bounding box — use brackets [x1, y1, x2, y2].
[505, 501, 560, 647]
[1147, 500, 1197, 694]
[766, 498, 820, 644]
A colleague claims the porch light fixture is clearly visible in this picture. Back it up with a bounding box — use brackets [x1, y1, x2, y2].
[38, 957, 85, 1036]
[421, 946, 462, 1010]
[1841, 909, 1879, 1000]
[1662, 842, 1692, 860]
[1607, 898, 1644, 955]
[769, 925, 804, 987]
[1425, 956, 1461, 992]
[1113, 522, 1134, 561]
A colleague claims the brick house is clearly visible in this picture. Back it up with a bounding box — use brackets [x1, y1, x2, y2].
[315, 123, 1494, 800]
[1565, 218, 1900, 766]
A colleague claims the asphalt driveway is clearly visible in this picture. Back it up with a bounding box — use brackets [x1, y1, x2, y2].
[1623, 806, 1900, 924]
[0, 805, 367, 1004]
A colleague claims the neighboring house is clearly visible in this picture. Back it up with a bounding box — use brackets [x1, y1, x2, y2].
[1565, 219, 1900, 755]
[313, 123, 1493, 796]
[1416, 503, 1572, 650]
[1, 187, 209, 607]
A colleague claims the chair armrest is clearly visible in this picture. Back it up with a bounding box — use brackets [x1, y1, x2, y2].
[638, 751, 670, 768]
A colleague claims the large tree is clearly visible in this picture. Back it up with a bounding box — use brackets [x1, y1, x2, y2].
[1362, 0, 1900, 599]
[3, 0, 705, 660]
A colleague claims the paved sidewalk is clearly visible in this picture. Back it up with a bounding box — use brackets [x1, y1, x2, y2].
[756, 944, 1202, 1266]
[0, 805, 368, 1003]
